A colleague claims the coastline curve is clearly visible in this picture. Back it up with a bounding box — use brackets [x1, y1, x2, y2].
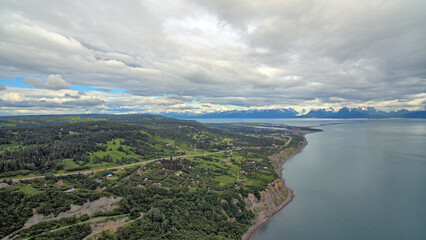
[242, 137, 309, 240]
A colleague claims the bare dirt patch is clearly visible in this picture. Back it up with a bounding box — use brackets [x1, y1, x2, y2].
[24, 196, 122, 228]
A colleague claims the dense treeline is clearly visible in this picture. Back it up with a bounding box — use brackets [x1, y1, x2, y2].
[0, 186, 104, 238]
[0, 121, 166, 174]
[0, 115, 292, 175]
[0, 115, 311, 239]
[109, 186, 253, 240]
[13, 215, 90, 239]
[0, 116, 239, 175]
[29, 223, 92, 240]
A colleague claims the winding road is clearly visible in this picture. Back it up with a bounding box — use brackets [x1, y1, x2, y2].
[11, 149, 233, 181]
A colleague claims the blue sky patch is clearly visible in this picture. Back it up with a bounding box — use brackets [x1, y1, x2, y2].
[70, 85, 127, 94]
[0, 77, 31, 88]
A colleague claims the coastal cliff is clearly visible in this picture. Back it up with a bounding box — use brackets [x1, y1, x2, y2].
[242, 137, 308, 240]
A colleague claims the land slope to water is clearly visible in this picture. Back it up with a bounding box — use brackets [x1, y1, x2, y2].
[0, 115, 317, 240]
[242, 137, 309, 240]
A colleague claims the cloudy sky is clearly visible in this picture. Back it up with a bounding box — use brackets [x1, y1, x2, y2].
[0, 0, 425, 115]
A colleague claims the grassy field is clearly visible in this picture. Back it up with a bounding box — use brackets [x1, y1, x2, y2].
[92, 138, 140, 160]
[62, 158, 79, 170]
[10, 184, 41, 194]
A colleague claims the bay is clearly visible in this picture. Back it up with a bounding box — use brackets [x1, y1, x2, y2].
[194, 118, 426, 240]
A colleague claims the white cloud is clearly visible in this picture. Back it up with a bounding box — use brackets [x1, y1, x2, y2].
[0, 0, 424, 114]
[1, 92, 26, 102]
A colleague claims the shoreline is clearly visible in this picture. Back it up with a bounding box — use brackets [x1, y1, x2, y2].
[242, 137, 309, 240]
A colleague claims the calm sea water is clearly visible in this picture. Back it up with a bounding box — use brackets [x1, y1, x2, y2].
[194, 118, 426, 240]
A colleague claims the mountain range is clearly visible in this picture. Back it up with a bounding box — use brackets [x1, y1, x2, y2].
[163, 107, 426, 119]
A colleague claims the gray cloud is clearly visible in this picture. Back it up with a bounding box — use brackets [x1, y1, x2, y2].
[0, 0, 425, 114]
[25, 74, 70, 90]
[0, 97, 104, 109]
[64, 93, 80, 99]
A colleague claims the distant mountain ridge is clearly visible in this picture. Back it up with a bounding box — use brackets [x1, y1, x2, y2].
[163, 107, 426, 119]
[164, 109, 299, 119]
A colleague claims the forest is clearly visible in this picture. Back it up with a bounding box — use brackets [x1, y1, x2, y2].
[0, 115, 313, 239]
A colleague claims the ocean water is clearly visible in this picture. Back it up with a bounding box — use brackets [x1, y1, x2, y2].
[195, 118, 426, 240]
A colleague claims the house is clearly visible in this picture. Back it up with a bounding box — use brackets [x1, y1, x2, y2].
[136, 184, 147, 189]
[106, 174, 113, 178]
[0, 182, 9, 188]
[94, 178, 101, 183]
[56, 180, 63, 185]
[240, 179, 248, 183]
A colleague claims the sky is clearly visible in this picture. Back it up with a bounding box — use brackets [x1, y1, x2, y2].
[0, 0, 425, 116]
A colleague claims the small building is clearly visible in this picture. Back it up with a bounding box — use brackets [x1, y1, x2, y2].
[0, 182, 9, 188]
[106, 174, 113, 178]
[136, 184, 147, 189]
[56, 180, 63, 185]
[240, 179, 248, 183]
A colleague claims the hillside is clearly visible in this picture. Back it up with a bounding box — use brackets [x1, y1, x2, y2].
[0, 115, 314, 240]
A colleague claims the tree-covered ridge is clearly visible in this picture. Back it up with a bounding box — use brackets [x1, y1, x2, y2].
[0, 115, 287, 177]
[0, 121, 166, 175]
[0, 115, 221, 176]
[0, 115, 312, 239]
